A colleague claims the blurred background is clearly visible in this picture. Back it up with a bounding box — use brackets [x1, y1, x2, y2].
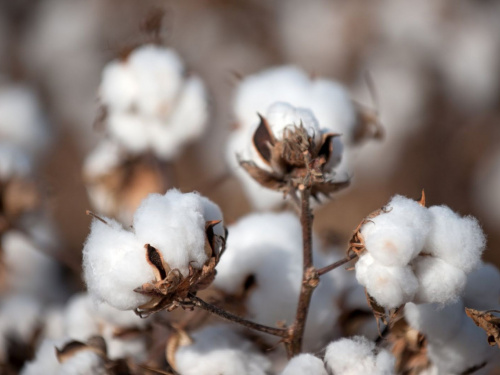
[1, 0, 500, 288]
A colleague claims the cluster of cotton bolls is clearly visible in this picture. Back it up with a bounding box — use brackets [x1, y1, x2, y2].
[226, 65, 377, 210]
[83, 188, 224, 311]
[354, 194, 486, 309]
[98, 44, 208, 160]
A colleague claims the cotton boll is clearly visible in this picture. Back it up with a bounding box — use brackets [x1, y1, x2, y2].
[412, 256, 467, 305]
[58, 350, 107, 375]
[324, 336, 395, 375]
[99, 61, 138, 112]
[128, 45, 184, 118]
[280, 354, 327, 375]
[357, 256, 418, 309]
[426, 205, 486, 273]
[82, 218, 154, 310]
[463, 263, 500, 311]
[0, 143, 32, 180]
[64, 293, 99, 341]
[174, 325, 271, 375]
[94, 301, 149, 330]
[199, 196, 225, 238]
[404, 302, 465, 342]
[0, 84, 50, 159]
[83, 141, 123, 179]
[133, 190, 209, 275]
[106, 112, 150, 154]
[43, 308, 65, 340]
[20, 339, 65, 375]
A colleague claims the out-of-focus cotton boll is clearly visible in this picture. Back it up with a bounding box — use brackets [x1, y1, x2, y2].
[214, 212, 339, 351]
[0, 143, 32, 180]
[463, 263, 500, 311]
[324, 336, 395, 375]
[82, 217, 154, 310]
[43, 308, 65, 340]
[133, 189, 222, 276]
[404, 302, 465, 343]
[58, 349, 107, 375]
[425, 205, 485, 273]
[439, 20, 500, 111]
[174, 325, 271, 375]
[83, 141, 123, 180]
[63, 293, 100, 341]
[234, 65, 358, 144]
[426, 317, 497, 375]
[2, 230, 62, 302]
[0, 295, 43, 362]
[20, 339, 65, 375]
[412, 256, 466, 305]
[361, 195, 432, 266]
[0, 85, 50, 159]
[360, 260, 418, 309]
[280, 354, 327, 375]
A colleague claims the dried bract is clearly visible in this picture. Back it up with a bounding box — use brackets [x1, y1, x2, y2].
[465, 308, 500, 349]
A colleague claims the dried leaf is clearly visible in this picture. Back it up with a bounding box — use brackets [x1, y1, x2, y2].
[145, 244, 168, 281]
[365, 290, 387, 333]
[465, 308, 500, 348]
[239, 160, 285, 191]
[252, 114, 276, 164]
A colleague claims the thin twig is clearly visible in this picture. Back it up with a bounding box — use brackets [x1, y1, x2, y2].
[288, 187, 319, 356]
[184, 294, 288, 338]
[317, 253, 358, 276]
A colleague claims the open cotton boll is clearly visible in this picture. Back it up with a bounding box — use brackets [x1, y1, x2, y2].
[324, 336, 395, 375]
[174, 325, 271, 375]
[427, 317, 497, 375]
[426, 205, 485, 273]
[82, 218, 154, 310]
[133, 189, 217, 275]
[58, 350, 107, 375]
[280, 354, 327, 375]
[106, 112, 150, 154]
[463, 263, 500, 310]
[404, 302, 466, 342]
[0, 84, 50, 158]
[20, 339, 65, 375]
[412, 256, 466, 305]
[99, 61, 138, 112]
[356, 255, 418, 309]
[0, 143, 32, 180]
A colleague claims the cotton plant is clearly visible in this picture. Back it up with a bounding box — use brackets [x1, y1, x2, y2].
[351, 193, 486, 309]
[83, 189, 226, 316]
[227, 65, 381, 210]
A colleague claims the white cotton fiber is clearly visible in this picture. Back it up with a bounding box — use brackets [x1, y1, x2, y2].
[463, 262, 500, 310]
[82, 217, 154, 310]
[133, 189, 217, 275]
[280, 354, 327, 375]
[174, 325, 271, 375]
[20, 339, 65, 375]
[58, 349, 107, 375]
[83, 140, 123, 178]
[324, 336, 395, 375]
[426, 205, 485, 273]
[412, 256, 467, 304]
[404, 301, 466, 342]
[99, 61, 138, 112]
[356, 256, 418, 309]
[63, 293, 99, 341]
[106, 112, 150, 154]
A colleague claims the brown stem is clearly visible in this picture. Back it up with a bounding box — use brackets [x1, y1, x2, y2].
[185, 294, 288, 338]
[288, 187, 319, 356]
[317, 253, 358, 276]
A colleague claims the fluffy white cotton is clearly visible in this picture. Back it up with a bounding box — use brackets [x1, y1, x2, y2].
[356, 255, 418, 309]
[133, 189, 223, 275]
[324, 336, 395, 375]
[463, 263, 500, 310]
[20, 339, 65, 375]
[174, 325, 271, 375]
[58, 350, 107, 375]
[0, 295, 43, 362]
[404, 302, 465, 342]
[280, 354, 327, 375]
[214, 212, 339, 351]
[234, 65, 358, 144]
[425, 205, 485, 273]
[0, 84, 50, 159]
[99, 44, 208, 160]
[82, 217, 154, 310]
[63, 293, 100, 341]
[412, 256, 466, 304]
[43, 308, 65, 340]
[0, 143, 32, 180]
[82, 140, 123, 178]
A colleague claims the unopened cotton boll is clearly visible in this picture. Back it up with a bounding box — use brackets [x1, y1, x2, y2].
[133, 189, 223, 276]
[324, 336, 395, 375]
[82, 217, 154, 310]
[174, 325, 271, 375]
[463, 263, 500, 310]
[280, 354, 327, 375]
[412, 255, 467, 305]
[425, 205, 485, 273]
